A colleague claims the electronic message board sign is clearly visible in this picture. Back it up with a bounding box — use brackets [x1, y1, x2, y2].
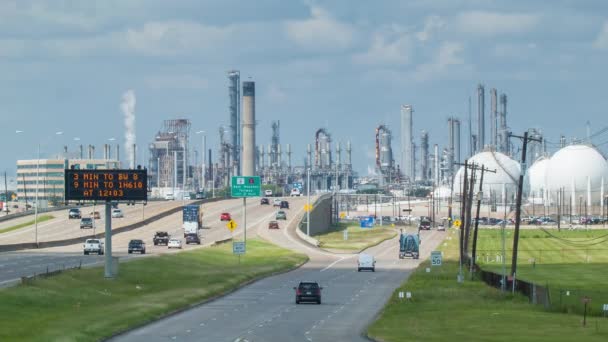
[64, 169, 148, 201]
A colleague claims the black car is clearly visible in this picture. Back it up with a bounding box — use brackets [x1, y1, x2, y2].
[185, 234, 201, 245]
[419, 220, 431, 230]
[153, 231, 170, 245]
[69, 208, 81, 219]
[128, 239, 146, 254]
[260, 198, 270, 205]
[294, 281, 322, 304]
[280, 201, 289, 209]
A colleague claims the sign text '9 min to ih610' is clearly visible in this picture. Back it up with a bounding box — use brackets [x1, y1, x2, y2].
[64, 169, 148, 202]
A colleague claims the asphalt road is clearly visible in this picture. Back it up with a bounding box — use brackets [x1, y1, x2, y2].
[0, 196, 310, 285]
[111, 205, 444, 342]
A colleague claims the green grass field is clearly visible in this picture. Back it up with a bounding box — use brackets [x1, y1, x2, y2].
[0, 239, 307, 341]
[0, 214, 54, 234]
[314, 224, 397, 252]
[367, 229, 608, 342]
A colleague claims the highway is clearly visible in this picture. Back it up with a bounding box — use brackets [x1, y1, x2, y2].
[111, 202, 444, 342]
[0, 197, 310, 286]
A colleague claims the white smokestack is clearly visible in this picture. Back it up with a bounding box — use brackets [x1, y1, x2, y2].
[121, 90, 136, 169]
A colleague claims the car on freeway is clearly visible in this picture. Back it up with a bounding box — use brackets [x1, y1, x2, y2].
[273, 198, 282, 207]
[260, 198, 270, 205]
[68, 208, 81, 219]
[419, 219, 431, 230]
[268, 221, 280, 229]
[80, 217, 94, 229]
[264, 189, 273, 197]
[128, 239, 146, 254]
[164, 193, 174, 200]
[220, 212, 231, 221]
[290, 188, 301, 197]
[294, 281, 323, 304]
[195, 192, 206, 199]
[168, 238, 182, 249]
[184, 194, 191, 200]
[153, 231, 170, 245]
[437, 223, 446, 231]
[357, 254, 376, 272]
[185, 234, 201, 245]
[280, 200, 290, 209]
[276, 210, 287, 220]
[90, 211, 101, 219]
[83, 239, 104, 255]
[111, 208, 124, 218]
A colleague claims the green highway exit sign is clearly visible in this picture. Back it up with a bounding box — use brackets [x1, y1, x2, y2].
[231, 176, 261, 198]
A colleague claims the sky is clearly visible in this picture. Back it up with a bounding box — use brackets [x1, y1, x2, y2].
[1, 0, 608, 178]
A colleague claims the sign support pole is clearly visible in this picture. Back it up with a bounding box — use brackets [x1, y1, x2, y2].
[104, 201, 113, 278]
[243, 197, 247, 251]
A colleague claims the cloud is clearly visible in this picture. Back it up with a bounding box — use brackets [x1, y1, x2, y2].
[455, 11, 540, 36]
[353, 31, 411, 65]
[143, 75, 209, 90]
[416, 15, 445, 41]
[284, 5, 355, 50]
[413, 41, 468, 81]
[593, 21, 608, 49]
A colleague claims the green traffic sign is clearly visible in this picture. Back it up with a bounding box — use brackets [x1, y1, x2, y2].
[231, 176, 261, 198]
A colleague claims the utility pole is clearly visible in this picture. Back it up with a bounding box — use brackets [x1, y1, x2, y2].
[510, 131, 542, 279]
[3, 171, 8, 216]
[464, 163, 477, 257]
[458, 160, 468, 282]
[470, 164, 497, 277]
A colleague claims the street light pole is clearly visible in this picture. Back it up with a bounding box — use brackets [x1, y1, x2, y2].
[34, 143, 40, 248]
[307, 167, 311, 236]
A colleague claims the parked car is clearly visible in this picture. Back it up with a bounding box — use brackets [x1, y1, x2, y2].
[276, 210, 287, 220]
[111, 208, 124, 218]
[294, 281, 322, 304]
[90, 211, 101, 219]
[260, 198, 270, 205]
[153, 231, 170, 245]
[280, 200, 290, 209]
[80, 217, 94, 229]
[273, 199, 283, 207]
[128, 239, 146, 254]
[68, 208, 81, 219]
[168, 238, 182, 249]
[220, 212, 231, 221]
[357, 254, 376, 272]
[268, 221, 280, 229]
[83, 239, 104, 255]
[264, 189, 273, 196]
[185, 234, 201, 245]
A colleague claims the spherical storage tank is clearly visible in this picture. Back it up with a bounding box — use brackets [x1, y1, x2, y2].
[526, 157, 549, 203]
[453, 151, 521, 200]
[544, 145, 608, 205]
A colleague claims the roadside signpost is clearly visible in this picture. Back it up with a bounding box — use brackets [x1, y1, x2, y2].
[431, 251, 442, 266]
[453, 219, 462, 228]
[233, 241, 245, 265]
[231, 176, 261, 254]
[226, 220, 237, 232]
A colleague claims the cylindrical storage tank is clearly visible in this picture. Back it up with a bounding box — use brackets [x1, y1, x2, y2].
[545, 145, 608, 206]
[453, 151, 520, 199]
[242, 81, 256, 176]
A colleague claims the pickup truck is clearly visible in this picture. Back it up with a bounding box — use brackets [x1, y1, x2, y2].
[153, 231, 170, 246]
[83, 239, 104, 255]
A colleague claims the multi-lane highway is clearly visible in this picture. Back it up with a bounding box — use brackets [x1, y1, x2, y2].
[0, 197, 309, 286]
[111, 202, 444, 342]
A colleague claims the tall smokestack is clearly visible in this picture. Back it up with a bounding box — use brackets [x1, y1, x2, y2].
[228, 70, 241, 174]
[477, 84, 485, 151]
[448, 118, 455, 178]
[64, 145, 68, 158]
[499, 94, 508, 153]
[307, 144, 312, 168]
[420, 131, 429, 181]
[454, 119, 461, 168]
[132, 144, 136, 169]
[116, 144, 120, 165]
[336, 142, 341, 168]
[104, 144, 109, 160]
[241, 81, 256, 176]
[401, 105, 414, 181]
[88, 145, 94, 159]
[267, 143, 272, 169]
[434, 144, 439, 186]
[260, 145, 265, 169]
[277, 144, 282, 167]
[286, 144, 292, 169]
[346, 141, 352, 168]
[79, 145, 84, 159]
[490, 88, 498, 148]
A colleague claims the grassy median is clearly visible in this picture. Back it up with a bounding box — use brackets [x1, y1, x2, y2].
[0, 239, 307, 341]
[0, 214, 54, 234]
[314, 223, 397, 252]
[367, 229, 608, 341]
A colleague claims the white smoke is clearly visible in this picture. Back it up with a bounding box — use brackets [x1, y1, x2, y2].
[121, 90, 136, 168]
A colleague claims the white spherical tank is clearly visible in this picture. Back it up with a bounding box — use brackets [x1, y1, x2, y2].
[526, 157, 549, 203]
[544, 145, 608, 205]
[453, 151, 520, 199]
[433, 185, 452, 199]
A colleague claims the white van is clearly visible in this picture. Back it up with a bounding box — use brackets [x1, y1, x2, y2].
[357, 254, 376, 272]
[290, 188, 301, 197]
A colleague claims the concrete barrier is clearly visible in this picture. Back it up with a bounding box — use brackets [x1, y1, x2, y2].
[296, 193, 333, 245]
[0, 198, 223, 252]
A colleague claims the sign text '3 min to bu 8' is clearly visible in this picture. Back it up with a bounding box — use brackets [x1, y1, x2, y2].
[64, 169, 148, 202]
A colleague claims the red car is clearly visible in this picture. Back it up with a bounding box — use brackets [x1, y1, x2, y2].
[268, 221, 279, 229]
[220, 212, 231, 221]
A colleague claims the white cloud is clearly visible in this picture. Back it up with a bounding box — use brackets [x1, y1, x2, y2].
[144, 75, 209, 90]
[284, 5, 355, 50]
[593, 21, 608, 49]
[353, 31, 411, 65]
[455, 11, 540, 36]
[416, 15, 444, 41]
[413, 41, 468, 81]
